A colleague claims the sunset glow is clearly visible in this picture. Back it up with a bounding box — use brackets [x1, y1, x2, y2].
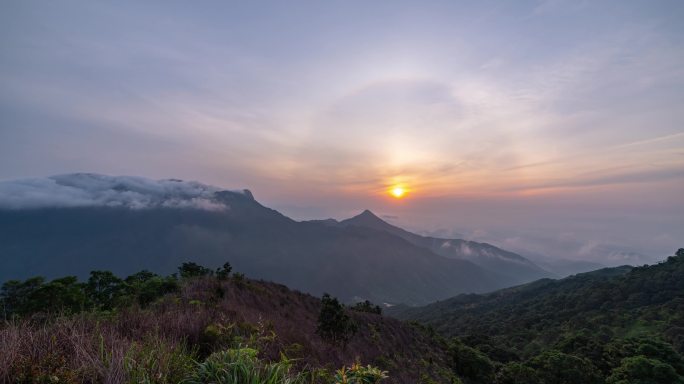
[390, 186, 406, 199]
[0, 1, 681, 265]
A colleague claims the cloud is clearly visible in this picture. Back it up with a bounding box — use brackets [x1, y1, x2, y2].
[463, 227, 657, 266]
[0, 173, 241, 210]
[515, 166, 684, 192]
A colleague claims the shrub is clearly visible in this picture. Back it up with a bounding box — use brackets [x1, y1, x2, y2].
[200, 323, 235, 354]
[10, 352, 79, 384]
[232, 272, 246, 287]
[134, 276, 179, 307]
[216, 262, 233, 280]
[350, 300, 382, 315]
[317, 294, 357, 346]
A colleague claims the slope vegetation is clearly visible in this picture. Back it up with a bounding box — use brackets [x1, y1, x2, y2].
[1, 266, 457, 383]
[391, 249, 684, 383]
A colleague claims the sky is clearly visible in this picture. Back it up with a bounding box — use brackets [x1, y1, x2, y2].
[1, 0, 683, 265]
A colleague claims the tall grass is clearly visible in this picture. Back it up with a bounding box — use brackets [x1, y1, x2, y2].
[0, 314, 196, 383]
[0, 276, 444, 383]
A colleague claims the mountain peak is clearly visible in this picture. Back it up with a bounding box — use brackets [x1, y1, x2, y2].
[349, 209, 387, 224]
[359, 209, 379, 218]
[242, 189, 255, 200]
[342, 209, 399, 232]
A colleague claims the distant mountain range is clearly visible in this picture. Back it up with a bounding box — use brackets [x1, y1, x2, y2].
[339, 210, 552, 283]
[0, 173, 551, 305]
[523, 252, 605, 277]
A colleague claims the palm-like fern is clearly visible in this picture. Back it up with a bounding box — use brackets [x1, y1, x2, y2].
[182, 348, 314, 384]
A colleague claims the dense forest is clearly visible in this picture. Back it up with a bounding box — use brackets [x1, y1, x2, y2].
[392, 248, 684, 383]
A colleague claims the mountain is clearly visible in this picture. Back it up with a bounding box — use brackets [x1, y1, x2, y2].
[523, 252, 605, 277]
[339, 209, 552, 284]
[0, 173, 517, 306]
[387, 264, 634, 327]
[388, 249, 684, 382]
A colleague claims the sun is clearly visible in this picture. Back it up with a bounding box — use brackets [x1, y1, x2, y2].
[390, 186, 406, 198]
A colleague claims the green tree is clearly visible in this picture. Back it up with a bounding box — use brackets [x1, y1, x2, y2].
[608, 337, 684, 375]
[178, 262, 212, 279]
[125, 270, 157, 285]
[528, 350, 601, 384]
[136, 276, 179, 307]
[2, 276, 87, 316]
[495, 362, 540, 384]
[86, 270, 125, 310]
[317, 293, 357, 346]
[32, 276, 87, 314]
[554, 329, 612, 373]
[448, 339, 495, 383]
[606, 356, 684, 384]
[215, 262, 232, 280]
[1, 277, 45, 317]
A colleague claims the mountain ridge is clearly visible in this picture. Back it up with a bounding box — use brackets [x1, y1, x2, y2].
[0, 173, 524, 306]
[337, 209, 552, 284]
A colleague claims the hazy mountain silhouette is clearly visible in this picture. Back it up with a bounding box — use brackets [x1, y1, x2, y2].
[0, 174, 532, 305]
[336, 209, 552, 283]
[0, 174, 552, 304]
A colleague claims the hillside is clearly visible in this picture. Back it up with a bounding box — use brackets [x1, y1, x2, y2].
[0, 174, 518, 305]
[0, 265, 458, 383]
[339, 210, 552, 284]
[390, 249, 684, 383]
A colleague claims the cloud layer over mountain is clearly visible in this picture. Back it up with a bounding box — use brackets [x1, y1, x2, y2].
[0, 173, 234, 210]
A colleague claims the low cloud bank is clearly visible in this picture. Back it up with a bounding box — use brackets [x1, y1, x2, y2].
[0, 173, 239, 210]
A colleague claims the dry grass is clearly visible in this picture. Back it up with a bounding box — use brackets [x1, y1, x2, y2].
[1, 277, 452, 383]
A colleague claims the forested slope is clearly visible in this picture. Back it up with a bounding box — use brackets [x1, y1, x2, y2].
[392, 249, 684, 383]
